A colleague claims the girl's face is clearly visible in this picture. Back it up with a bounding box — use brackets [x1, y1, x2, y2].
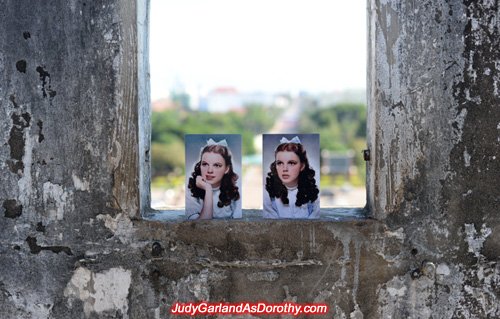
[275, 151, 305, 188]
[200, 152, 229, 188]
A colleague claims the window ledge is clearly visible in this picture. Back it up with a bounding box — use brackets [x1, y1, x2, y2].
[143, 207, 369, 223]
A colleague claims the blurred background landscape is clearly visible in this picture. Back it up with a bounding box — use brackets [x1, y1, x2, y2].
[149, 0, 367, 209]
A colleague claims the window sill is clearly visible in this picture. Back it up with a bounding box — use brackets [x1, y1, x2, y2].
[143, 207, 370, 223]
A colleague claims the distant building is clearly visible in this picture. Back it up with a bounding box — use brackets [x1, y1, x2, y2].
[152, 87, 293, 113]
[206, 87, 242, 112]
[204, 87, 286, 113]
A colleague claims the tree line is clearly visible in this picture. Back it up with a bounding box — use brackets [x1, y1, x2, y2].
[150, 101, 367, 187]
[151, 104, 282, 181]
[299, 102, 367, 181]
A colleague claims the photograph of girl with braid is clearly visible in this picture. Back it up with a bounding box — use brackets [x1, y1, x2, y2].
[185, 134, 242, 219]
[263, 134, 320, 219]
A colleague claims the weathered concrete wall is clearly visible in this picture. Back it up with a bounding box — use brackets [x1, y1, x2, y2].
[0, 0, 499, 318]
[367, 0, 500, 317]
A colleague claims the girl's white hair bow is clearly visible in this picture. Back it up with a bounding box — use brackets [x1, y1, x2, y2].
[279, 136, 301, 144]
[206, 138, 228, 147]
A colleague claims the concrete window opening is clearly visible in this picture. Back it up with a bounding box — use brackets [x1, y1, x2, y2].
[143, 0, 370, 222]
[4, 0, 499, 317]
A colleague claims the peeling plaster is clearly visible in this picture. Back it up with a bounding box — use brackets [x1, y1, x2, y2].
[377, 261, 468, 317]
[173, 268, 227, 301]
[378, 276, 432, 318]
[387, 285, 406, 297]
[436, 264, 450, 277]
[17, 134, 35, 208]
[42, 182, 69, 220]
[187, 269, 212, 300]
[72, 174, 90, 191]
[462, 282, 500, 316]
[6, 291, 53, 319]
[96, 213, 134, 244]
[374, 227, 404, 263]
[464, 223, 492, 259]
[64, 267, 131, 318]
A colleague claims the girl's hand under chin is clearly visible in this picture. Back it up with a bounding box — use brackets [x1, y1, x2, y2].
[196, 176, 212, 191]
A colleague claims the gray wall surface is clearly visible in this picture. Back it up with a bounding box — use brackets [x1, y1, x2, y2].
[1, 0, 499, 318]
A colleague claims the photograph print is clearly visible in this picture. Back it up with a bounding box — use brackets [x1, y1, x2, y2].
[262, 134, 320, 219]
[185, 134, 242, 219]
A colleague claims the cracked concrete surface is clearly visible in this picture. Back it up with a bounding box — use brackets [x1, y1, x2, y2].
[0, 0, 499, 318]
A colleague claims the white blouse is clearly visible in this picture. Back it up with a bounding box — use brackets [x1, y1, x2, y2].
[186, 186, 242, 219]
[263, 186, 320, 219]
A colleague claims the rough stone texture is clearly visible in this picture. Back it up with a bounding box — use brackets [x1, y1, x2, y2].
[367, 0, 500, 317]
[0, 0, 499, 318]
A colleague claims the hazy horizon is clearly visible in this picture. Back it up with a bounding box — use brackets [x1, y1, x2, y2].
[150, 0, 367, 101]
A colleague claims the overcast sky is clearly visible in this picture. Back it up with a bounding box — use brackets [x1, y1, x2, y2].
[150, 0, 366, 100]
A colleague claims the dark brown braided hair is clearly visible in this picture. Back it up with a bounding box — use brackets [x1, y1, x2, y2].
[188, 144, 240, 207]
[265, 142, 319, 206]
